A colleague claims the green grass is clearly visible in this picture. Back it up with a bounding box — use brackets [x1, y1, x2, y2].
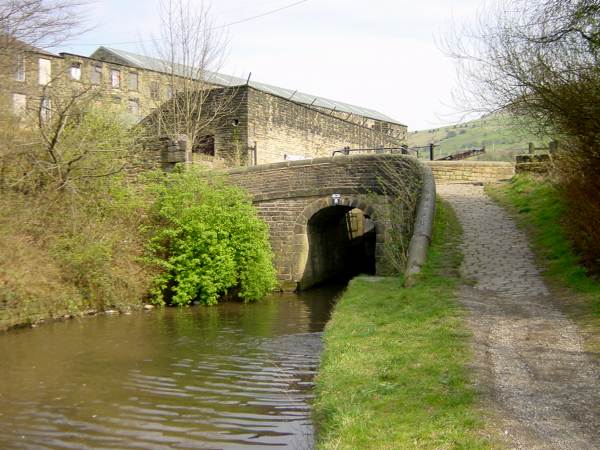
[486, 175, 600, 350]
[313, 199, 491, 449]
[407, 112, 545, 162]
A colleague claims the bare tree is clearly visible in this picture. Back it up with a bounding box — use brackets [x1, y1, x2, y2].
[0, 0, 96, 193]
[445, 0, 600, 142]
[0, 77, 137, 194]
[144, 0, 242, 164]
[0, 0, 86, 65]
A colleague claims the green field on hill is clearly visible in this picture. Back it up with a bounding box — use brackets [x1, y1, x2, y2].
[407, 114, 548, 162]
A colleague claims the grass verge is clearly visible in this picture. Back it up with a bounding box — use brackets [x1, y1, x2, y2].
[313, 199, 490, 449]
[486, 174, 600, 352]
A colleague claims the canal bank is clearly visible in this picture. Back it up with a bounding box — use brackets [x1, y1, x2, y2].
[313, 199, 491, 449]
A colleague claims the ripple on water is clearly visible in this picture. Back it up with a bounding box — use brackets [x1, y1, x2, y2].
[0, 290, 338, 449]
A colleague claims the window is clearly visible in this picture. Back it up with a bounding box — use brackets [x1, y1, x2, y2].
[69, 63, 81, 80]
[40, 97, 51, 121]
[127, 98, 140, 116]
[166, 85, 173, 100]
[15, 56, 25, 82]
[128, 72, 138, 91]
[149, 81, 160, 100]
[38, 58, 51, 85]
[12, 93, 26, 116]
[110, 68, 120, 88]
[90, 64, 102, 84]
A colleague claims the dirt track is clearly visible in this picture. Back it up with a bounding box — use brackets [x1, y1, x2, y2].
[438, 183, 600, 450]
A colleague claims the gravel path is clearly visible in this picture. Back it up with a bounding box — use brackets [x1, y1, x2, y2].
[437, 183, 600, 450]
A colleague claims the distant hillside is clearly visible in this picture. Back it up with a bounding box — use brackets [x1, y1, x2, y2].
[407, 114, 548, 161]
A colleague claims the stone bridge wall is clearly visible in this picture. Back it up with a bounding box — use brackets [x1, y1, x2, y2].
[425, 161, 515, 183]
[225, 154, 422, 290]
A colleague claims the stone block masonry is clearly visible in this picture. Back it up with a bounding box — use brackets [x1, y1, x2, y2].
[246, 87, 405, 165]
[426, 161, 515, 183]
[135, 85, 407, 170]
[225, 154, 422, 290]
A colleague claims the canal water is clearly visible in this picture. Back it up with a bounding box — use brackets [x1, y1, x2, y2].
[0, 285, 342, 449]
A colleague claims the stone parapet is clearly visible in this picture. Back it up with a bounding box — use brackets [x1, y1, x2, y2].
[425, 160, 515, 183]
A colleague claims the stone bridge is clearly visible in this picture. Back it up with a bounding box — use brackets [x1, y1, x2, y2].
[226, 154, 423, 291]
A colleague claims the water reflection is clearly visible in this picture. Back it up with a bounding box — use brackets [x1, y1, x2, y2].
[0, 285, 342, 449]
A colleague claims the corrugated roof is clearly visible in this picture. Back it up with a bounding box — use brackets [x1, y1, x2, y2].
[93, 47, 405, 126]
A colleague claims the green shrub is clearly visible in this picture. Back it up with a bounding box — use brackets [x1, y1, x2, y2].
[146, 167, 277, 306]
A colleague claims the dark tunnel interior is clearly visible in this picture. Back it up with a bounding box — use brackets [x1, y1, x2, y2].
[299, 206, 376, 290]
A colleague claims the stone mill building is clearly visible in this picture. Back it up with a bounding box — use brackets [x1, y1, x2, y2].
[3, 45, 407, 167]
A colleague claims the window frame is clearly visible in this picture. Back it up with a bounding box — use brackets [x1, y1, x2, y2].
[149, 81, 160, 100]
[127, 72, 139, 91]
[15, 55, 25, 82]
[127, 98, 140, 116]
[38, 58, 52, 85]
[69, 62, 81, 81]
[12, 93, 27, 116]
[40, 96, 52, 121]
[90, 64, 102, 84]
[110, 68, 121, 88]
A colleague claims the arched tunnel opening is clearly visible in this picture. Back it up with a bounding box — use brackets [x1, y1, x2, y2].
[299, 206, 377, 290]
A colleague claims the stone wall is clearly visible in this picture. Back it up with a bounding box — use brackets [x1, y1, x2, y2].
[515, 154, 551, 173]
[425, 161, 515, 183]
[225, 154, 422, 290]
[1, 50, 63, 118]
[246, 87, 405, 165]
[63, 50, 183, 119]
[2, 49, 171, 123]
[315, 106, 407, 140]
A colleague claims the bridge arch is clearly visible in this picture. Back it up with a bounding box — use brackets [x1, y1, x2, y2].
[225, 154, 423, 291]
[290, 196, 384, 289]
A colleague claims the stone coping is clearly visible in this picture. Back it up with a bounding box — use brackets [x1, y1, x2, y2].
[425, 160, 514, 167]
[404, 163, 436, 285]
[223, 153, 417, 175]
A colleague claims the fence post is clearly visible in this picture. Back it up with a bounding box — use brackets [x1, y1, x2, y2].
[549, 141, 558, 154]
[528, 142, 535, 154]
[429, 143, 434, 161]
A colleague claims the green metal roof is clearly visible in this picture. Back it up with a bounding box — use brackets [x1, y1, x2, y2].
[91, 46, 405, 126]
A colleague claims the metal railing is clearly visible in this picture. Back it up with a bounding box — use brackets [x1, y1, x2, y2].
[332, 144, 438, 160]
[332, 143, 486, 161]
[331, 146, 411, 156]
[436, 147, 486, 160]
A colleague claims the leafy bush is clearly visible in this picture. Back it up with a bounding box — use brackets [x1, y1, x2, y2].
[146, 167, 277, 306]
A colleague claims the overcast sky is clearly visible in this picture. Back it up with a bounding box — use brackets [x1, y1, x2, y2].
[59, 0, 486, 131]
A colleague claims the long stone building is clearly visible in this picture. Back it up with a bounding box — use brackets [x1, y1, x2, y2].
[2, 45, 407, 167]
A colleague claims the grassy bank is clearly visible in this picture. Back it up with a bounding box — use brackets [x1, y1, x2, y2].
[0, 169, 277, 331]
[1, 99, 277, 331]
[486, 175, 600, 351]
[313, 199, 490, 449]
[0, 186, 153, 331]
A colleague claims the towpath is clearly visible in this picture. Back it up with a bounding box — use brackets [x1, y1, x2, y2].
[437, 183, 600, 450]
